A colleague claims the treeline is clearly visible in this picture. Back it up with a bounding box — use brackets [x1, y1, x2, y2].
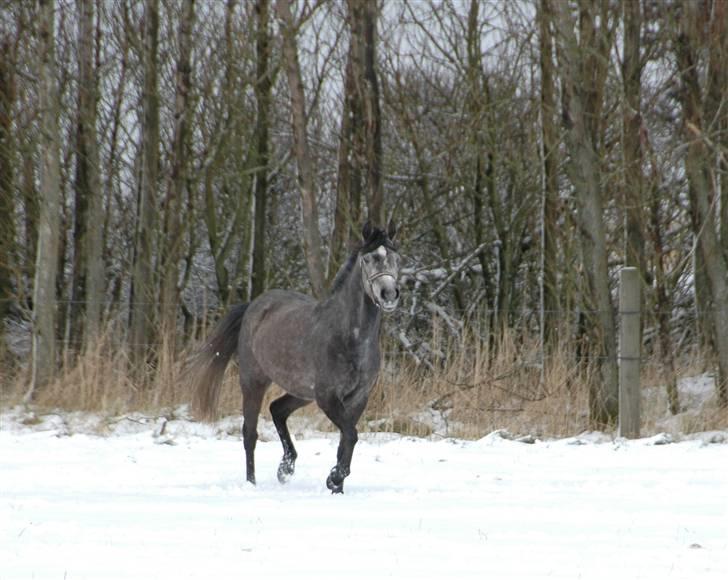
[0, 0, 726, 425]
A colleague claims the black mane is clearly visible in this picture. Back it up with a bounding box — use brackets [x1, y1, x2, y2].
[328, 253, 358, 296]
[359, 226, 398, 255]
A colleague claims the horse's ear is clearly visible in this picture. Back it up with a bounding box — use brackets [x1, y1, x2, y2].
[362, 221, 373, 241]
[387, 220, 397, 241]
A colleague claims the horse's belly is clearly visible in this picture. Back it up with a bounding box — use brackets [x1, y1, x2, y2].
[268, 365, 317, 401]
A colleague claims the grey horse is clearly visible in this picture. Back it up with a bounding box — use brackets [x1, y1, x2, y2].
[191, 222, 401, 493]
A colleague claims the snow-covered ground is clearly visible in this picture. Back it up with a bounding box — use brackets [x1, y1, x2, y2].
[1, 408, 726, 580]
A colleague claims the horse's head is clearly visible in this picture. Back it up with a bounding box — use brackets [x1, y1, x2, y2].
[359, 221, 401, 313]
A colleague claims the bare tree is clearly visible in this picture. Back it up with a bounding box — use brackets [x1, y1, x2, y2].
[554, 0, 618, 425]
[622, 0, 646, 276]
[251, 0, 272, 299]
[275, 0, 326, 298]
[538, 0, 560, 346]
[198, 0, 254, 306]
[0, 28, 17, 348]
[160, 0, 195, 343]
[704, 0, 728, 259]
[463, 0, 488, 319]
[674, 1, 728, 405]
[29, 0, 62, 398]
[130, 0, 160, 366]
[646, 141, 680, 414]
[71, 0, 104, 349]
[352, 0, 383, 225]
[330, 0, 384, 266]
[330, 3, 365, 273]
[13, 5, 38, 301]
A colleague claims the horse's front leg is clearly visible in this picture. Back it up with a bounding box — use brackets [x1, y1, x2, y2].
[319, 392, 367, 494]
[326, 425, 358, 494]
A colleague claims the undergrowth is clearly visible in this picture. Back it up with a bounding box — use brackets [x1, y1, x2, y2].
[2, 322, 727, 439]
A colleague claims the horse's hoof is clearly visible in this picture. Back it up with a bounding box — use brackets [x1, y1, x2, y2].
[326, 474, 344, 494]
[277, 460, 295, 484]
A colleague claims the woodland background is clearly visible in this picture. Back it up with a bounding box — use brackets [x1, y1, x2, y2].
[1, 0, 727, 435]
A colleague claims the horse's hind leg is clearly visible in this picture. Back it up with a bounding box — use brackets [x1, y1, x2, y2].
[241, 382, 268, 485]
[270, 394, 311, 483]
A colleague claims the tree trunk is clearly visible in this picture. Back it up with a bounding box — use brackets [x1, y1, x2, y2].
[704, 0, 727, 260]
[28, 0, 62, 398]
[102, 8, 129, 323]
[251, 0, 271, 299]
[641, 92, 680, 414]
[275, 0, 326, 298]
[358, 0, 383, 226]
[130, 0, 160, 367]
[675, 5, 728, 405]
[330, 0, 382, 271]
[649, 175, 680, 414]
[555, 0, 618, 426]
[538, 0, 560, 347]
[160, 0, 194, 344]
[330, 10, 363, 275]
[0, 34, 16, 342]
[73, 0, 104, 349]
[200, 0, 255, 306]
[466, 0, 489, 319]
[622, 0, 646, 276]
[465, 1, 516, 336]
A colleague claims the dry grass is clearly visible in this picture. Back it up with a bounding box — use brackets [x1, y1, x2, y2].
[2, 322, 727, 439]
[366, 329, 593, 439]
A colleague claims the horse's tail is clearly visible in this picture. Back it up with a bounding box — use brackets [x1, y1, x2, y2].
[190, 304, 248, 421]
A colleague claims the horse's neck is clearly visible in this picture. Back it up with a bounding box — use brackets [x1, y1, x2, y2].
[325, 261, 380, 336]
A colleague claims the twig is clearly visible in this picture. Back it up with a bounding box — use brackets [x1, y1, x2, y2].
[430, 361, 546, 410]
[425, 301, 463, 336]
[430, 241, 489, 300]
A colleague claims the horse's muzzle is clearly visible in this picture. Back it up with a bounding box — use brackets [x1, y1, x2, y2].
[373, 275, 400, 312]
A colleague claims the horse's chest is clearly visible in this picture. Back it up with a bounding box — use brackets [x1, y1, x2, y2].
[324, 333, 379, 382]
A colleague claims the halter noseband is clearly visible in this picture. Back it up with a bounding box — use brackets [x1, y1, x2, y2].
[367, 270, 397, 283]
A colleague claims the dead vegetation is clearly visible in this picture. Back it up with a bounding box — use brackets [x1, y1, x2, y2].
[2, 318, 726, 440]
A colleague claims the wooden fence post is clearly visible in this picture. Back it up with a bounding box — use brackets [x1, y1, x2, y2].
[619, 267, 640, 438]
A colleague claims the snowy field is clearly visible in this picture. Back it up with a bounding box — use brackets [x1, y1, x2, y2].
[1, 409, 727, 580]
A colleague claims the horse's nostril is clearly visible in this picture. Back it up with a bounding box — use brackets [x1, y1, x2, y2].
[380, 286, 399, 303]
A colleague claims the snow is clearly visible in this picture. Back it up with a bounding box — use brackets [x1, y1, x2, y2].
[1, 409, 727, 580]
